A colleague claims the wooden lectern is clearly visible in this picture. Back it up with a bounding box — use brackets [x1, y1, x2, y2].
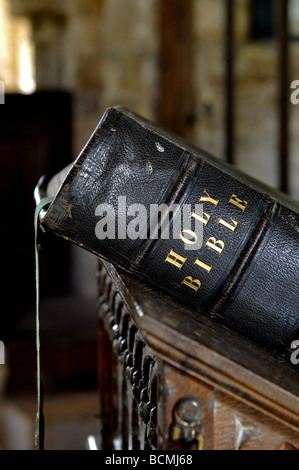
[97, 262, 299, 450]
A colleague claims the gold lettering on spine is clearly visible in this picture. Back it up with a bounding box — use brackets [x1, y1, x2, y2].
[191, 211, 211, 226]
[229, 194, 248, 212]
[218, 218, 238, 232]
[199, 190, 219, 207]
[182, 276, 201, 292]
[165, 249, 187, 269]
[205, 237, 225, 254]
[180, 229, 198, 245]
[194, 258, 213, 272]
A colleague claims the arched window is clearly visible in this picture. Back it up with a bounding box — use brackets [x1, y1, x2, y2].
[251, 0, 275, 40]
[289, 0, 299, 39]
[0, 0, 36, 93]
[251, 0, 299, 41]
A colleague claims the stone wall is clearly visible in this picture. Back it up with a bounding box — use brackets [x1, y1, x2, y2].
[192, 0, 299, 195]
[8, 0, 159, 155]
[5, 0, 299, 194]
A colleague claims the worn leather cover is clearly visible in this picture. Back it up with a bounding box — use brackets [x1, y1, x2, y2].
[41, 106, 299, 353]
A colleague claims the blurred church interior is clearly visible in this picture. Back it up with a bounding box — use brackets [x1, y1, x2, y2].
[0, 0, 298, 449]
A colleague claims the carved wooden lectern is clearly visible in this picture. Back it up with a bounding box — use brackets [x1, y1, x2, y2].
[97, 261, 299, 450]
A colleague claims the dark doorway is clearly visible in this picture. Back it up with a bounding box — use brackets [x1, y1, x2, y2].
[0, 92, 72, 338]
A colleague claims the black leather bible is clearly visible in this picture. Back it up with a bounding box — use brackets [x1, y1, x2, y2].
[39, 106, 299, 354]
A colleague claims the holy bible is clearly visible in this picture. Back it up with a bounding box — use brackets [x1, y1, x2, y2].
[38, 106, 299, 354]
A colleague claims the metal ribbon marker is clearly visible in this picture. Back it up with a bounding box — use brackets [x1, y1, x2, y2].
[34, 196, 54, 450]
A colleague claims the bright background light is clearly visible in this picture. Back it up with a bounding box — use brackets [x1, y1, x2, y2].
[0, 0, 36, 94]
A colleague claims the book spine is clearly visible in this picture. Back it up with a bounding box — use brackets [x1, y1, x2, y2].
[41, 107, 299, 352]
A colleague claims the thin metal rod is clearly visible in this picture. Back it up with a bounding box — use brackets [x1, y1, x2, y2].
[158, 0, 194, 140]
[225, 0, 235, 164]
[278, 0, 289, 193]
